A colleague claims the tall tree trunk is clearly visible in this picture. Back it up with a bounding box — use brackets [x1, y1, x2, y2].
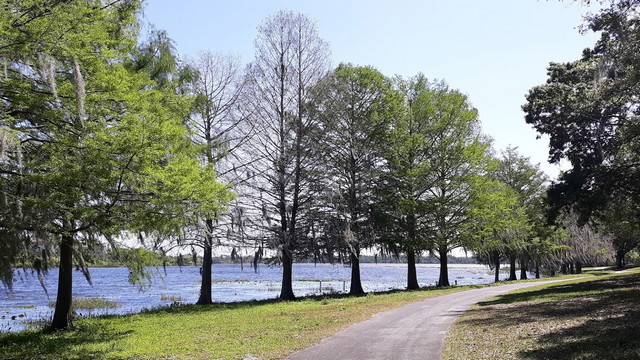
[407, 249, 419, 290]
[569, 262, 575, 274]
[406, 214, 419, 290]
[349, 249, 365, 295]
[280, 247, 295, 300]
[438, 249, 450, 287]
[519, 258, 528, 280]
[275, 46, 295, 302]
[575, 261, 582, 274]
[616, 250, 624, 269]
[197, 219, 214, 305]
[508, 255, 517, 281]
[494, 254, 500, 283]
[49, 233, 74, 331]
[535, 263, 540, 279]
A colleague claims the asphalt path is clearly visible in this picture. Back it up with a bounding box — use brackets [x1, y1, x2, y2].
[286, 278, 573, 360]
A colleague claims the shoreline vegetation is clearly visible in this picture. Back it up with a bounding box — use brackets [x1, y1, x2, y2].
[12, 253, 481, 270]
[1, 268, 634, 360]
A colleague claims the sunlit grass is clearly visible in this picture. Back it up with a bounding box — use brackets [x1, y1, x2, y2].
[2, 270, 626, 360]
[1, 286, 465, 360]
[444, 268, 640, 360]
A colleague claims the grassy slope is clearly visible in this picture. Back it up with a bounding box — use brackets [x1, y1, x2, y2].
[444, 269, 640, 360]
[0, 287, 465, 360]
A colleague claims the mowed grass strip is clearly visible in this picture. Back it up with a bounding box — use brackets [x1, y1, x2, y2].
[444, 269, 640, 360]
[0, 286, 464, 360]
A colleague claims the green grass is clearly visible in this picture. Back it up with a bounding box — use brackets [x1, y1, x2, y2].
[1, 270, 622, 360]
[0, 286, 466, 360]
[444, 268, 640, 360]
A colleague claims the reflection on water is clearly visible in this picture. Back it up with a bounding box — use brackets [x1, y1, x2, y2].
[1, 263, 508, 332]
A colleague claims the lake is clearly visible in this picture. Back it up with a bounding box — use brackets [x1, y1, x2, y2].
[1, 263, 510, 332]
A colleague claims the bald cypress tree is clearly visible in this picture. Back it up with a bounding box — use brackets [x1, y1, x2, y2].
[311, 64, 401, 295]
[245, 11, 330, 300]
[0, 1, 230, 330]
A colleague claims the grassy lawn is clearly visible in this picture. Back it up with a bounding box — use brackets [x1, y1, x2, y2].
[444, 268, 640, 360]
[3, 270, 628, 360]
[0, 286, 468, 360]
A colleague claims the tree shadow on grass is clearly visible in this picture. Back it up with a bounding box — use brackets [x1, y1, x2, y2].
[459, 274, 640, 360]
[0, 322, 132, 360]
[520, 309, 640, 360]
[477, 275, 639, 306]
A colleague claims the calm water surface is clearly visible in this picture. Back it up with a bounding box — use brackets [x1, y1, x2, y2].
[1, 263, 505, 332]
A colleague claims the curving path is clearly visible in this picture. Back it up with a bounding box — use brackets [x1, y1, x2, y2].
[286, 278, 574, 360]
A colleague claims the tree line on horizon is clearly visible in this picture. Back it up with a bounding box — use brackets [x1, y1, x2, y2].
[0, 0, 636, 332]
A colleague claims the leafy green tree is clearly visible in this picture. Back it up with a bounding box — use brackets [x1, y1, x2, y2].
[377, 74, 439, 289]
[381, 76, 488, 288]
[528, 233, 568, 278]
[527, 194, 569, 277]
[127, 35, 243, 304]
[111, 247, 163, 290]
[0, 128, 39, 289]
[494, 147, 547, 279]
[495, 147, 547, 207]
[600, 195, 640, 268]
[419, 84, 488, 287]
[465, 175, 529, 282]
[467, 148, 565, 281]
[0, 0, 230, 331]
[311, 64, 400, 295]
[524, 1, 640, 273]
[524, 0, 640, 221]
[523, 58, 618, 221]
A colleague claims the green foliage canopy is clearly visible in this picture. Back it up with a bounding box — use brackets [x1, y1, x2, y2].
[0, 0, 232, 330]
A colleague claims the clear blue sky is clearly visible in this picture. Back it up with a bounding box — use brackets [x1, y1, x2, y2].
[142, 0, 602, 179]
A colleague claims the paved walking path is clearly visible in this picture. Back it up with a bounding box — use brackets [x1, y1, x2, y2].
[287, 279, 574, 360]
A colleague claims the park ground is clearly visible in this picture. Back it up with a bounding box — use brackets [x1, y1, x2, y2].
[444, 268, 640, 360]
[0, 268, 637, 360]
